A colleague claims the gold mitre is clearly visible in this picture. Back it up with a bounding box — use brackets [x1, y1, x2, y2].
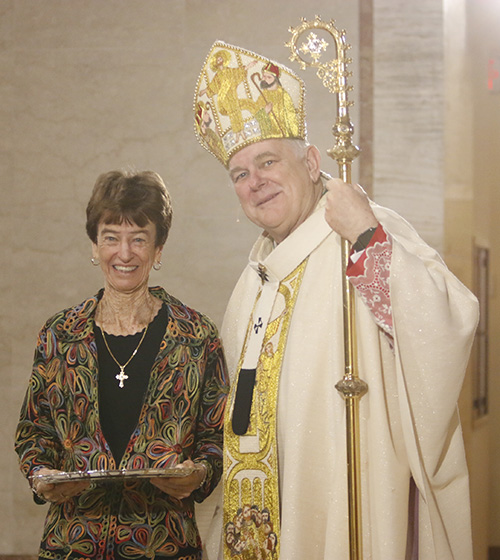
[193, 41, 307, 167]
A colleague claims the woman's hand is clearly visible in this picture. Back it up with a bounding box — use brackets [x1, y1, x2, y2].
[150, 459, 207, 500]
[31, 467, 90, 503]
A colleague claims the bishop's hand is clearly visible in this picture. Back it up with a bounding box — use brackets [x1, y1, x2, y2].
[324, 178, 379, 244]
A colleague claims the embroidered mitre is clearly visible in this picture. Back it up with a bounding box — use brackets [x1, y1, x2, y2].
[193, 41, 307, 167]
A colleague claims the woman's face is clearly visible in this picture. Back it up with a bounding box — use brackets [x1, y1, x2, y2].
[92, 220, 162, 295]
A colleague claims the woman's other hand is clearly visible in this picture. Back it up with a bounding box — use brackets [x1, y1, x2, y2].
[150, 459, 207, 499]
[31, 467, 90, 503]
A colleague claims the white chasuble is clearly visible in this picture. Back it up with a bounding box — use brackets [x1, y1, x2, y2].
[216, 197, 479, 560]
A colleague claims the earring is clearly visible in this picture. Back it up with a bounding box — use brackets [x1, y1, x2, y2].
[91, 257, 100, 266]
[153, 261, 162, 271]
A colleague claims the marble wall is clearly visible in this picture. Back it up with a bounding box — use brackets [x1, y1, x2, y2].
[372, 0, 446, 250]
[1, 0, 359, 554]
[464, 0, 500, 553]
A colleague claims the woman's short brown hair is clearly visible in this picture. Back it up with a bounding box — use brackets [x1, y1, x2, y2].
[86, 170, 173, 247]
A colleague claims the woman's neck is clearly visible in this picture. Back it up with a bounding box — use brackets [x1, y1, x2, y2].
[96, 285, 162, 336]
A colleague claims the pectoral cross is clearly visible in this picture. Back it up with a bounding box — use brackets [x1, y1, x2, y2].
[115, 367, 129, 389]
[257, 264, 269, 284]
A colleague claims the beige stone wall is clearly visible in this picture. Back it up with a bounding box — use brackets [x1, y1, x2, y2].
[443, 0, 489, 557]
[371, 0, 446, 251]
[464, 0, 500, 552]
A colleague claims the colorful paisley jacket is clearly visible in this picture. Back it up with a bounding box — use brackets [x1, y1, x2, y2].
[15, 287, 229, 560]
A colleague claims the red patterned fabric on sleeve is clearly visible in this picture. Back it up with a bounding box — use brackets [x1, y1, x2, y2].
[347, 226, 393, 338]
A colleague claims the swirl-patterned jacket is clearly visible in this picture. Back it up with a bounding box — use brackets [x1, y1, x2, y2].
[15, 286, 229, 560]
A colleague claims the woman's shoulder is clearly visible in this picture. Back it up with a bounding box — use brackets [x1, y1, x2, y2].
[40, 292, 101, 340]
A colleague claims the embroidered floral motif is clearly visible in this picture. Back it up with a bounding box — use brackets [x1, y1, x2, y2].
[349, 238, 393, 338]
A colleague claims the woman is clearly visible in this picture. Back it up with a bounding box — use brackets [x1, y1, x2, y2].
[15, 170, 229, 560]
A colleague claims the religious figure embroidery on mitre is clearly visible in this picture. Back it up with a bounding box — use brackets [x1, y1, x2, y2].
[194, 101, 225, 160]
[223, 262, 307, 560]
[251, 62, 300, 139]
[198, 48, 259, 144]
[193, 41, 306, 167]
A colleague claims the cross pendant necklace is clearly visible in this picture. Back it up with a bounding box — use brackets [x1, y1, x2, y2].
[116, 366, 128, 388]
[101, 325, 149, 388]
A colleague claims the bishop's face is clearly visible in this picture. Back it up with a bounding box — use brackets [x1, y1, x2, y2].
[228, 139, 322, 244]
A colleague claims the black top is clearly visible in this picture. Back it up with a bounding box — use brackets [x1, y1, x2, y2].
[95, 304, 168, 464]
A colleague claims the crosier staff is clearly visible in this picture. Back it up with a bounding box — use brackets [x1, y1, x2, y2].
[286, 16, 368, 560]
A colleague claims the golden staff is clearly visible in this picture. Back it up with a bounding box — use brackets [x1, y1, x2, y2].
[286, 16, 368, 560]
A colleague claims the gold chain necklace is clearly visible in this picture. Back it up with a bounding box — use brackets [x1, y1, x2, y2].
[101, 326, 149, 388]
